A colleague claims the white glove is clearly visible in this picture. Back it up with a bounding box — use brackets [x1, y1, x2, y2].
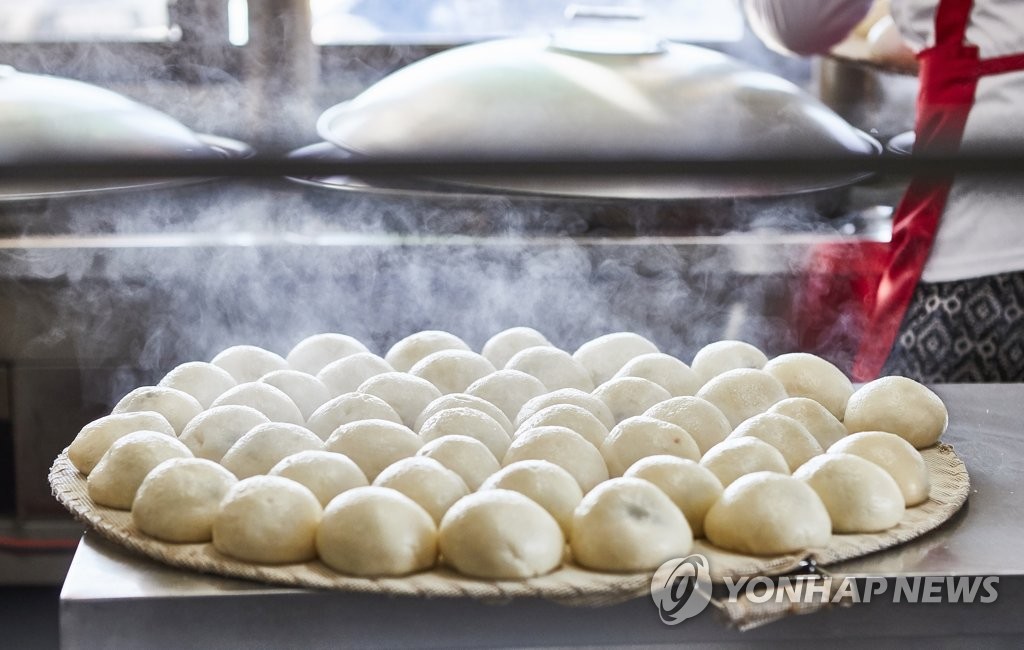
[744, 0, 875, 56]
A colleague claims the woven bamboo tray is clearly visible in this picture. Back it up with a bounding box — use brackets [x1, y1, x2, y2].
[49, 443, 969, 606]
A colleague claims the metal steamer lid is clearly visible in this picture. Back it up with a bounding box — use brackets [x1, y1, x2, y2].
[0, 66, 249, 201]
[315, 36, 880, 200]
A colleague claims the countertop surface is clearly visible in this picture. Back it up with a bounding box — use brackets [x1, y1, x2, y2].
[59, 384, 1024, 648]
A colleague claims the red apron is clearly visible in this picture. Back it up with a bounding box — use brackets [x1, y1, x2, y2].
[846, 0, 1024, 380]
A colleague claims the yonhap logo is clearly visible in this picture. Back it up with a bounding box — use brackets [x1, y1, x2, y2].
[649, 554, 1000, 626]
[650, 554, 713, 625]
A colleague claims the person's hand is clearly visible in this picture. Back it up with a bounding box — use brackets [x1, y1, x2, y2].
[867, 16, 918, 69]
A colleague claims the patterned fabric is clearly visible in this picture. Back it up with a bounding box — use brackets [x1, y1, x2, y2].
[881, 271, 1024, 382]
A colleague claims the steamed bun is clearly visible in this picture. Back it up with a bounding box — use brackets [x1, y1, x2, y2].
[358, 371, 442, 428]
[481, 327, 552, 369]
[769, 397, 848, 449]
[794, 453, 905, 533]
[372, 457, 469, 524]
[113, 386, 203, 435]
[643, 396, 732, 455]
[726, 412, 823, 472]
[571, 477, 692, 572]
[418, 407, 511, 459]
[601, 416, 700, 477]
[504, 426, 609, 493]
[87, 431, 193, 510]
[690, 340, 768, 384]
[316, 352, 393, 397]
[414, 393, 514, 436]
[385, 330, 470, 373]
[306, 393, 402, 441]
[506, 347, 594, 392]
[515, 388, 615, 430]
[410, 350, 496, 395]
[624, 456, 723, 538]
[573, 332, 659, 386]
[700, 437, 790, 487]
[259, 370, 331, 421]
[212, 475, 322, 564]
[323, 419, 422, 481]
[440, 490, 563, 579]
[157, 361, 236, 408]
[416, 435, 501, 491]
[704, 472, 832, 555]
[317, 486, 437, 576]
[480, 460, 583, 536]
[695, 368, 788, 428]
[178, 405, 270, 462]
[844, 376, 948, 449]
[828, 431, 931, 506]
[515, 404, 609, 448]
[219, 422, 323, 479]
[132, 458, 237, 543]
[286, 333, 369, 375]
[465, 370, 548, 423]
[69, 411, 176, 475]
[269, 449, 368, 506]
[209, 382, 304, 426]
[763, 353, 854, 420]
[613, 353, 701, 397]
[210, 345, 288, 383]
[592, 377, 672, 423]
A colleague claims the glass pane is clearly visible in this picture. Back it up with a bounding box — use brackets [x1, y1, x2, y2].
[0, 0, 173, 42]
[311, 0, 744, 45]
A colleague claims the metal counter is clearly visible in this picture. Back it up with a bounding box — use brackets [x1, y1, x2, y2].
[59, 384, 1024, 648]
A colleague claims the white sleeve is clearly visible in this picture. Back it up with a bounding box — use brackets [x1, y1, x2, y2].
[889, 0, 936, 51]
[743, 0, 875, 56]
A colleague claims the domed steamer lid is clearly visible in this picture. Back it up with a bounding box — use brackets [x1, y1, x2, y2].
[0, 65, 249, 201]
[317, 34, 879, 200]
[0, 65, 214, 162]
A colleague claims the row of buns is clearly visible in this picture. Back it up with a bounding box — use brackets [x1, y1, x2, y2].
[66, 329, 948, 579]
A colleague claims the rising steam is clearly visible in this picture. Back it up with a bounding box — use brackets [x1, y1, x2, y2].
[0, 7, 873, 410]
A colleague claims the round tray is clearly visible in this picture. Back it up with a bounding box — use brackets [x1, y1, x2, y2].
[49, 443, 969, 606]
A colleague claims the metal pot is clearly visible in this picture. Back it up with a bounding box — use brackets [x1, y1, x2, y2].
[817, 55, 918, 141]
[314, 34, 881, 200]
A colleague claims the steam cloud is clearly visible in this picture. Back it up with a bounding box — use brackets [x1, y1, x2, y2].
[0, 9, 867, 413]
[1, 180, 824, 408]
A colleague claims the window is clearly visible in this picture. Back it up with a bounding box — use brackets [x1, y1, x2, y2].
[310, 0, 744, 46]
[0, 0, 175, 42]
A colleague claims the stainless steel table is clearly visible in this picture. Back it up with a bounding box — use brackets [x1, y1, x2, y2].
[59, 385, 1024, 648]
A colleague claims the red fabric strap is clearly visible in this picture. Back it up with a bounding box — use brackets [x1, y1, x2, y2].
[934, 0, 974, 45]
[978, 52, 1024, 76]
[851, 0, 981, 381]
